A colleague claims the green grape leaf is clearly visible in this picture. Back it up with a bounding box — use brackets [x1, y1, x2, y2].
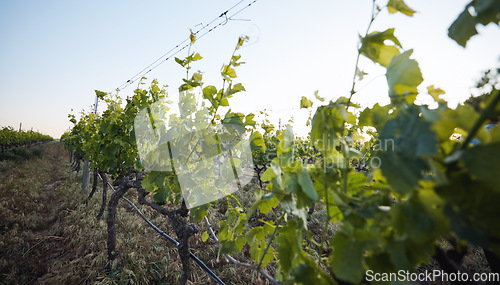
[219, 98, 229, 106]
[222, 111, 245, 127]
[225, 83, 246, 97]
[291, 256, 334, 285]
[142, 173, 157, 193]
[153, 189, 169, 203]
[192, 53, 202, 61]
[245, 114, 256, 126]
[279, 125, 294, 153]
[358, 103, 394, 131]
[277, 126, 295, 166]
[298, 168, 319, 201]
[203, 85, 217, 107]
[231, 54, 242, 64]
[175, 57, 186, 67]
[391, 198, 441, 244]
[386, 50, 423, 104]
[261, 162, 278, 182]
[234, 213, 247, 235]
[222, 65, 237, 78]
[379, 106, 437, 194]
[250, 132, 266, 151]
[365, 252, 395, 276]
[436, 171, 500, 248]
[444, 204, 490, 248]
[475, 0, 500, 25]
[201, 231, 209, 242]
[330, 233, 365, 283]
[233, 82, 245, 92]
[276, 220, 301, 273]
[300, 96, 313, 108]
[218, 220, 231, 241]
[259, 196, 279, 214]
[347, 171, 370, 195]
[192, 72, 202, 83]
[448, 8, 478, 47]
[281, 196, 308, 229]
[314, 90, 325, 102]
[387, 0, 416, 17]
[246, 226, 265, 242]
[247, 229, 275, 267]
[235, 236, 246, 252]
[432, 104, 483, 142]
[360, 28, 402, 67]
[283, 172, 300, 194]
[448, 0, 500, 47]
[378, 151, 424, 195]
[490, 125, 500, 142]
[237, 36, 248, 48]
[260, 247, 275, 267]
[311, 102, 355, 145]
[462, 143, 500, 191]
[95, 90, 108, 100]
[427, 85, 446, 103]
[190, 203, 210, 222]
[386, 242, 413, 271]
[220, 241, 237, 254]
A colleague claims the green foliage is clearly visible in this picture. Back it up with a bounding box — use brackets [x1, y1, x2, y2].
[387, 0, 416, 16]
[358, 103, 394, 130]
[300, 96, 313, 109]
[378, 105, 437, 194]
[449, 0, 500, 47]
[0, 127, 53, 148]
[62, 2, 500, 284]
[360, 28, 402, 67]
[386, 49, 423, 104]
[461, 143, 500, 190]
[330, 232, 366, 283]
[247, 1, 500, 283]
[201, 231, 209, 242]
[276, 220, 302, 273]
[11, 147, 30, 160]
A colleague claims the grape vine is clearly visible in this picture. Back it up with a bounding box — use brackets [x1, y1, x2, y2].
[62, 0, 500, 284]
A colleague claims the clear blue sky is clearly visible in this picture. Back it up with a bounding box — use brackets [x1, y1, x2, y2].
[0, 0, 499, 138]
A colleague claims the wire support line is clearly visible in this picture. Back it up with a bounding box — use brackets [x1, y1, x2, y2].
[96, 173, 225, 285]
[194, 0, 258, 44]
[116, 0, 258, 93]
